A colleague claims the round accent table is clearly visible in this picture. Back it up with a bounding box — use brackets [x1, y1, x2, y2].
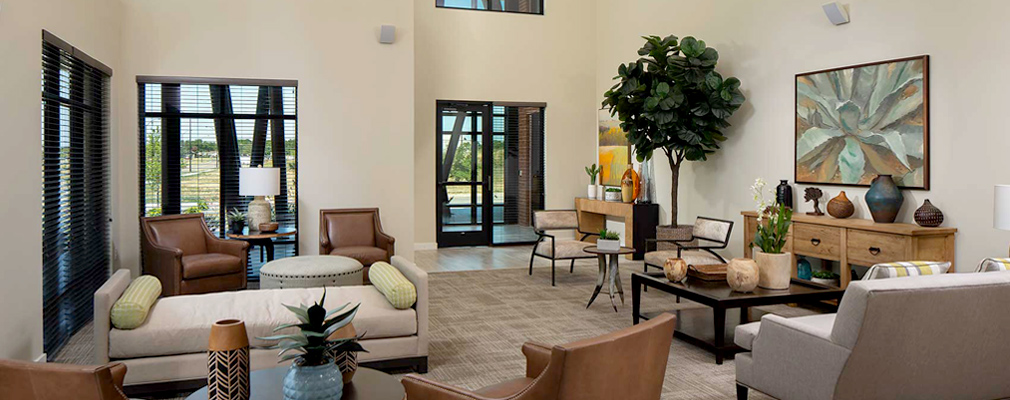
[226, 227, 297, 262]
[583, 246, 636, 312]
[260, 255, 364, 289]
[185, 367, 404, 400]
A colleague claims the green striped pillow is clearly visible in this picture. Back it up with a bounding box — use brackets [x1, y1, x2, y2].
[111, 275, 162, 330]
[368, 262, 416, 309]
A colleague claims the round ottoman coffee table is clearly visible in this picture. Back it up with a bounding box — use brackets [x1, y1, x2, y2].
[260, 255, 364, 289]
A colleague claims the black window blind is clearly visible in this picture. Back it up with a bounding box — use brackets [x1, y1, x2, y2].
[436, 0, 543, 15]
[138, 78, 298, 280]
[41, 31, 112, 355]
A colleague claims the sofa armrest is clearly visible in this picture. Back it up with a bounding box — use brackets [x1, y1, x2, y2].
[741, 314, 850, 400]
[94, 269, 132, 364]
[391, 256, 428, 357]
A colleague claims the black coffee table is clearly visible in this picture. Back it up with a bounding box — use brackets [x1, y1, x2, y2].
[631, 272, 845, 364]
[185, 367, 403, 400]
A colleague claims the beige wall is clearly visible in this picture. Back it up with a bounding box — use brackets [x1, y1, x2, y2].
[0, 0, 123, 360]
[413, 1, 598, 247]
[114, 0, 416, 275]
[597, 0, 1010, 271]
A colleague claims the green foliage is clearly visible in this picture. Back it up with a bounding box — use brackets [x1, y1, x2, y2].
[599, 229, 621, 241]
[812, 270, 839, 279]
[605, 187, 622, 193]
[258, 291, 367, 367]
[228, 208, 247, 222]
[752, 204, 793, 254]
[585, 164, 600, 184]
[184, 200, 210, 215]
[603, 35, 745, 164]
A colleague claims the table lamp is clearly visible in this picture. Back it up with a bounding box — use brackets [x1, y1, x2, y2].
[995, 185, 1010, 256]
[240, 167, 280, 230]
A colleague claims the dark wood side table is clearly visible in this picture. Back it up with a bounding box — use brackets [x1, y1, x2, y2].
[631, 272, 845, 364]
[226, 227, 296, 262]
[584, 246, 636, 312]
[185, 367, 404, 400]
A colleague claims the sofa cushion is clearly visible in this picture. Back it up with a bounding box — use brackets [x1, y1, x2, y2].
[863, 261, 950, 280]
[369, 262, 416, 309]
[977, 258, 1010, 272]
[330, 246, 388, 266]
[109, 286, 416, 359]
[534, 240, 594, 259]
[111, 276, 162, 330]
[181, 253, 243, 279]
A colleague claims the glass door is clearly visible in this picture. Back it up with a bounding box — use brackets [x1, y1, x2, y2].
[436, 101, 493, 247]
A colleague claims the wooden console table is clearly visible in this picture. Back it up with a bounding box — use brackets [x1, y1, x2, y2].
[576, 198, 659, 260]
[741, 211, 956, 288]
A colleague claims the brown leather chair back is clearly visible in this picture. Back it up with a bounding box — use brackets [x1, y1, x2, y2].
[322, 209, 377, 248]
[0, 359, 128, 400]
[142, 214, 208, 255]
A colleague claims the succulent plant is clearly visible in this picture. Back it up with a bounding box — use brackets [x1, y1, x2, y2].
[585, 164, 600, 185]
[227, 208, 247, 222]
[812, 270, 839, 280]
[258, 292, 366, 367]
[599, 229, 621, 241]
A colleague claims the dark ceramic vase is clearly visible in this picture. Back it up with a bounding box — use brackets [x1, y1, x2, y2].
[776, 180, 794, 208]
[914, 199, 944, 227]
[865, 175, 903, 223]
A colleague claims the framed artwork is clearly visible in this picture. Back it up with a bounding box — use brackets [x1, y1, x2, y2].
[795, 55, 929, 189]
[598, 110, 631, 186]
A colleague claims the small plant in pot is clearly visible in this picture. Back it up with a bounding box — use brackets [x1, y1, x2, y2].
[585, 164, 600, 199]
[750, 178, 793, 290]
[259, 292, 366, 400]
[604, 187, 623, 202]
[811, 270, 840, 287]
[227, 208, 246, 234]
[597, 229, 621, 251]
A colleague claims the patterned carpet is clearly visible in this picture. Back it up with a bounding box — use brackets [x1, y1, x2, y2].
[57, 264, 818, 399]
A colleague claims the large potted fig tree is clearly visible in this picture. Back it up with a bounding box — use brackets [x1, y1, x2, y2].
[602, 35, 745, 239]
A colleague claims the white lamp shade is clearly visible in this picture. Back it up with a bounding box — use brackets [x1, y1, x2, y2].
[995, 185, 1010, 230]
[239, 168, 280, 196]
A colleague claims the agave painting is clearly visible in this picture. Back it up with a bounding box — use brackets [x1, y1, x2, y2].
[795, 56, 929, 189]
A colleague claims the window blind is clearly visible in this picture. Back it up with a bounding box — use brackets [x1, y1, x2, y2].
[138, 78, 298, 280]
[41, 31, 112, 354]
[436, 0, 543, 15]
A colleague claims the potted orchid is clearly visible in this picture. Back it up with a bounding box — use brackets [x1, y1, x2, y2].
[750, 178, 793, 290]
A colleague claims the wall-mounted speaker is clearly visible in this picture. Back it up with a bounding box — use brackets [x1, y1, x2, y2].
[380, 25, 396, 44]
[822, 2, 850, 25]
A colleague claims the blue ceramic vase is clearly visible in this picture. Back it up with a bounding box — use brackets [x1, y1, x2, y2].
[865, 175, 903, 223]
[797, 258, 812, 280]
[283, 362, 343, 400]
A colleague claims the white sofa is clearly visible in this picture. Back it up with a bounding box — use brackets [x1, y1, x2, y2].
[735, 271, 1010, 400]
[94, 255, 428, 389]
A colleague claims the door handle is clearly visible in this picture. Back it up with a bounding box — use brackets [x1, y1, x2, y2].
[868, 247, 881, 256]
[810, 238, 821, 246]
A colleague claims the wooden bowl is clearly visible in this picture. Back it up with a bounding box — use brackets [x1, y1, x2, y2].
[258, 222, 279, 232]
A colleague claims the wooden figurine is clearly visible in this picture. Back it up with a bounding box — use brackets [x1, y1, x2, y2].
[804, 187, 824, 216]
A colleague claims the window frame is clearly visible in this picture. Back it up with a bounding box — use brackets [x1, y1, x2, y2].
[435, 0, 544, 15]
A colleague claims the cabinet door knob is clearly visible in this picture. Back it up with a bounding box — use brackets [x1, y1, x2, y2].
[810, 238, 821, 246]
[868, 247, 881, 256]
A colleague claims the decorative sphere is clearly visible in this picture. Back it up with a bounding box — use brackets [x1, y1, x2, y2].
[664, 258, 689, 283]
[728, 258, 759, 293]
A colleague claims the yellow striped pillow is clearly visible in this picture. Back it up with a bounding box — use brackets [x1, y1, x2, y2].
[368, 262, 416, 309]
[864, 261, 951, 280]
[977, 258, 1010, 273]
[110, 275, 162, 330]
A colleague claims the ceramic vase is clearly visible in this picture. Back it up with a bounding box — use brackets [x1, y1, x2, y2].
[776, 180, 794, 208]
[827, 191, 855, 219]
[229, 220, 245, 235]
[638, 157, 656, 204]
[621, 164, 638, 203]
[755, 251, 792, 290]
[597, 239, 620, 252]
[797, 257, 812, 280]
[207, 320, 250, 400]
[596, 185, 604, 200]
[587, 184, 597, 200]
[865, 175, 903, 223]
[914, 199, 944, 227]
[727, 258, 759, 292]
[283, 362, 343, 400]
[328, 323, 358, 384]
[663, 258, 688, 283]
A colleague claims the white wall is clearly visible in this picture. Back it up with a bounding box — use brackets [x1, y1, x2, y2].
[413, 1, 598, 246]
[114, 0, 416, 274]
[596, 0, 1010, 271]
[0, 0, 123, 360]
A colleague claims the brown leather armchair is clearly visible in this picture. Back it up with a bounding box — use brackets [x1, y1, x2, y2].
[402, 313, 676, 400]
[319, 208, 395, 282]
[141, 213, 249, 296]
[0, 359, 129, 400]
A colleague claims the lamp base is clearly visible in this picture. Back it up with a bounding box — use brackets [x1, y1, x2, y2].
[248, 196, 273, 231]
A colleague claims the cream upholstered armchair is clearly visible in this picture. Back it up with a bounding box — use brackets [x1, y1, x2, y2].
[644, 216, 733, 272]
[528, 210, 598, 286]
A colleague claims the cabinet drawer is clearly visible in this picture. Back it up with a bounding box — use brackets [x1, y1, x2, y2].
[846, 230, 909, 266]
[793, 223, 842, 260]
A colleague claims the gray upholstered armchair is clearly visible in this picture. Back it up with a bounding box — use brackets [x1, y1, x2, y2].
[529, 210, 598, 286]
[644, 216, 733, 272]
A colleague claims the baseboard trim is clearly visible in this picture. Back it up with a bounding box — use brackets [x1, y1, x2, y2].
[415, 242, 437, 251]
[34, 353, 47, 363]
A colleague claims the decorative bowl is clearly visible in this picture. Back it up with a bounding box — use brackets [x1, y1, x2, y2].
[258, 222, 279, 232]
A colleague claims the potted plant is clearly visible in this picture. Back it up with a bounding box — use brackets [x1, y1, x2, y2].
[598, 229, 621, 251]
[811, 270, 840, 287]
[604, 187, 623, 202]
[602, 35, 745, 241]
[227, 208, 246, 234]
[259, 292, 366, 400]
[750, 179, 793, 290]
[585, 164, 601, 199]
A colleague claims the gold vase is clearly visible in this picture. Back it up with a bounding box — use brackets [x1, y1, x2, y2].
[208, 320, 250, 400]
[620, 164, 638, 203]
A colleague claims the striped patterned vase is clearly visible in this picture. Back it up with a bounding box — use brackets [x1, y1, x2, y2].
[208, 319, 250, 400]
[328, 323, 358, 384]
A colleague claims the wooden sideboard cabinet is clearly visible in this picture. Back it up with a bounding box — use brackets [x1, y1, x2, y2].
[741, 211, 957, 288]
[576, 198, 659, 260]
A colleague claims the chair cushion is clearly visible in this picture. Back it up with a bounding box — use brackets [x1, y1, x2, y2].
[330, 246, 388, 266]
[109, 286, 417, 358]
[181, 253, 243, 279]
[369, 262, 417, 309]
[111, 276, 162, 330]
[475, 377, 535, 397]
[863, 261, 951, 280]
[977, 258, 1010, 272]
[534, 240, 594, 259]
[645, 250, 723, 267]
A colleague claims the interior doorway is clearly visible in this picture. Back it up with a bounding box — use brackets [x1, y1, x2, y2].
[436, 101, 545, 247]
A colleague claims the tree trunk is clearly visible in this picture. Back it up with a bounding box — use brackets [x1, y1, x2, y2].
[670, 161, 681, 225]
